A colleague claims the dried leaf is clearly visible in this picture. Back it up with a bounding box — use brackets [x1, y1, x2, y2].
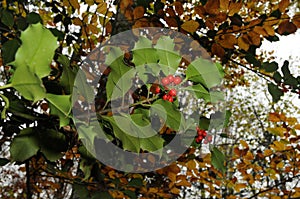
[269, 112, 281, 122]
[181, 20, 199, 33]
[263, 25, 275, 36]
[292, 13, 300, 28]
[247, 31, 261, 46]
[228, 1, 242, 16]
[211, 43, 225, 58]
[220, 0, 229, 11]
[174, 1, 184, 16]
[69, 0, 80, 9]
[238, 35, 250, 51]
[165, 17, 178, 27]
[204, 0, 220, 15]
[194, 6, 205, 18]
[277, 20, 297, 35]
[133, 6, 144, 20]
[279, 0, 290, 13]
[217, 34, 237, 49]
[253, 26, 268, 36]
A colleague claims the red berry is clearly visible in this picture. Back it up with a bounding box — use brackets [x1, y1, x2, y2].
[167, 75, 174, 83]
[173, 76, 182, 85]
[155, 87, 161, 94]
[161, 77, 170, 86]
[195, 137, 201, 143]
[207, 135, 213, 142]
[202, 131, 207, 137]
[162, 94, 169, 100]
[169, 89, 177, 96]
[168, 97, 174, 102]
[203, 139, 209, 144]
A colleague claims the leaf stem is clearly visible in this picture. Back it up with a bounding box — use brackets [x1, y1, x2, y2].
[0, 83, 13, 90]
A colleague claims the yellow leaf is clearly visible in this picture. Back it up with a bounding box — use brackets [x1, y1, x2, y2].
[279, 0, 290, 13]
[253, 26, 268, 36]
[271, 140, 286, 151]
[240, 140, 249, 149]
[73, 18, 82, 26]
[181, 20, 199, 33]
[267, 127, 286, 137]
[245, 151, 254, 161]
[294, 124, 300, 130]
[286, 117, 297, 126]
[292, 13, 300, 28]
[97, 2, 107, 15]
[85, 0, 94, 6]
[264, 149, 273, 156]
[276, 161, 284, 169]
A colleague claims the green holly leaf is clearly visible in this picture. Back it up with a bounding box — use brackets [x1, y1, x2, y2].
[151, 99, 182, 130]
[132, 37, 158, 66]
[0, 158, 10, 166]
[11, 23, 58, 78]
[11, 65, 46, 102]
[211, 147, 226, 174]
[105, 47, 132, 101]
[58, 54, 78, 94]
[46, 94, 71, 127]
[2, 39, 20, 65]
[186, 58, 223, 89]
[39, 129, 67, 161]
[10, 128, 40, 162]
[155, 36, 181, 73]
[0, 9, 14, 27]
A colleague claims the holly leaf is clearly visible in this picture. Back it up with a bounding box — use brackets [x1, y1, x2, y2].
[261, 61, 278, 73]
[155, 36, 181, 73]
[11, 65, 46, 102]
[59, 54, 78, 94]
[211, 147, 226, 174]
[11, 23, 58, 78]
[151, 99, 182, 130]
[186, 58, 223, 89]
[10, 128, 40, 162]
[132, 36, 158, 66]
[2, 39, 20, 64]
[46, 94, 71, 127]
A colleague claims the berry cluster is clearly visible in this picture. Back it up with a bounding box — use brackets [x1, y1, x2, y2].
[195, 127, 207, 143]
[154, 75, 182, 103]
[195, 127, 212, 144]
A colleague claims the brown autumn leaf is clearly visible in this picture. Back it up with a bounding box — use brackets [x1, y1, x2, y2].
[237, 35, 250, 51]
[278, 0, 290, 13]
[170, 187, 181, 195]
[133, 6, 144, 20]
[73, 17, 82, 26]
[97, 2, 108, 15]
[69, 0, 80, 10]
[220, 0, 229, 11]
[253, 26, 268, 37]
[277, 20, 297, 35]
[105, 21, 112, 35]
[269, 112, 281, 122]
[164, 17, 178, 27]
[181, 20, 199, 33]
[166, 7, 176, 17]
[247, 31, 261, 46]
[204, 0, 220, 15]
[174, 1, 184, 16]
[263, 25, 275, 36]
[228, 1, 242, 16]
[205, 19, 214, 30]
[210, 13, 227, 23]
[211, 43, 225, 58]
[217, 34, 237, 49]
[194, 5, 205, 18]
[292, 13, 300, 28]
